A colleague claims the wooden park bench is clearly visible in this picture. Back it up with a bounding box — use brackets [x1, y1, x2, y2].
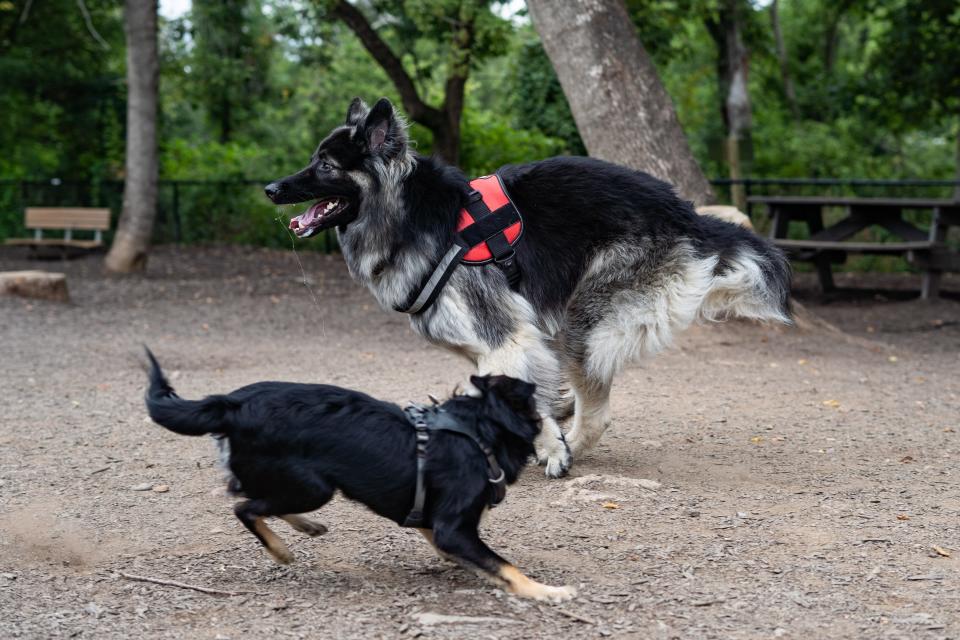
[4, 207, 111, 257]
[748, 196, 960, 299]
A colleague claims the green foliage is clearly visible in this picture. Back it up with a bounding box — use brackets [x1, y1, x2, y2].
[508, 35, 585, 155]
[189, 0, 274, 142]
[1, 0, 958, 253]
[459, 109, 566, 177]
[0, 0, 125, 178]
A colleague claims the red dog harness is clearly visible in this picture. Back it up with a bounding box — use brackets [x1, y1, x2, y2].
[458, 175, 523, 265]
[399, 172, 523, 314]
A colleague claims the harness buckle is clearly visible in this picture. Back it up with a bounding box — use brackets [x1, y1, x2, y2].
[493, 249, 520, 289]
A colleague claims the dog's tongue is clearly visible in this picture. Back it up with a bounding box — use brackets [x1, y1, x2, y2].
[289, 203, 321, 231]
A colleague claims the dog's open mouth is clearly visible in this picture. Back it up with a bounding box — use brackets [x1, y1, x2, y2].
[288, 198, 349, 238]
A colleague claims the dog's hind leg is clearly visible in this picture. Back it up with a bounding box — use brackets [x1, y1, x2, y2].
[234, 500, 295, 565]
[565, 372, 612, 457]
[281, 515, 328, 537]
[432, 521, 576, 603]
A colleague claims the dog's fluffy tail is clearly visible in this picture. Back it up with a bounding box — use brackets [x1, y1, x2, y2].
[694, 217, 793, 325]
[144, 347, 232, 437]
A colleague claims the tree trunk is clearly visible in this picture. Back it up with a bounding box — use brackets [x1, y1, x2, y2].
[105, 0, 159, 273]
[823, 0, 854, 76]
[722, 0, 751, 212]
[527, 0, 715, 206]
[707, 0, 753, 211]
[770, 0, 800, 120]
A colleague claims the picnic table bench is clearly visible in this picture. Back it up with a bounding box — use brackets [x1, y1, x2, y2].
[748, 196, 960, 298]
[4, 207, 111, 257]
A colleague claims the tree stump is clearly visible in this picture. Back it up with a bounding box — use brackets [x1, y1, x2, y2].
[0, 271, 69, 302]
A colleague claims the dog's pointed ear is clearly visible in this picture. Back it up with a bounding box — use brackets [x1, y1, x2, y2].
[345, 97, 368, 125]
[469, 374, 491, 393]
[361, 97, 406, 157]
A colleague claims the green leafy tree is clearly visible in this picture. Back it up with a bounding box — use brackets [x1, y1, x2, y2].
[191, 0, 274, 143]
[322, 0, 511, 163]
[0, 0, 124, 178]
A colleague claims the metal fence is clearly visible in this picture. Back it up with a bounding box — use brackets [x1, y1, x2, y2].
[1, 177, 958, 252]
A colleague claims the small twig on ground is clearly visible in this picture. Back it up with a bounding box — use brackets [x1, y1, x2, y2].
[117, 571, 264, 597]
[554, 608, 598, 625]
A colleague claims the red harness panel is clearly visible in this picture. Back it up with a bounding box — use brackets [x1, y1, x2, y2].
[457, 175, 523, 264]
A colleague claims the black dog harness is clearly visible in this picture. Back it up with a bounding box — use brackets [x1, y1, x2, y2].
[401, 402, 507, 528]
[398, 172, 523, 315]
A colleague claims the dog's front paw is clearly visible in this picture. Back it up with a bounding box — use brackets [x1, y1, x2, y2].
[532, 584, 578, 603]
[536, 437, 572, 479]
[541, 454, 570, 479]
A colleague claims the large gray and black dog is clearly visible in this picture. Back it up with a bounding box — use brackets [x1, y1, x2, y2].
[265, 97, 791, 478]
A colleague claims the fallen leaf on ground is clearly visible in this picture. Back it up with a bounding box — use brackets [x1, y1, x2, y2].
[601, 502, 620, 510]
[932, 546, 951, 558]
[823, 399, 841, 408]
[797, 359, 808, 365]
[896, 514, 911, 521]
[888, 356, 898, 363]
[900, 455, 914, 463]
[750, 436, 764, 444]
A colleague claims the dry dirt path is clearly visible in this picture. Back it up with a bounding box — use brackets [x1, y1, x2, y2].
[1, 246, 959, 639]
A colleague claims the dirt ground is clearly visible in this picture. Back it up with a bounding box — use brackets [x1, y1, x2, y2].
[1, 245, 959, 639]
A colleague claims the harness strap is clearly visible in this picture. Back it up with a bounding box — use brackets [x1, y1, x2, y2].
[402, 412, 431, 528]
[397, 245, 466, 315]
[457, 204, 520, 249]
[401, 404, 508, 528]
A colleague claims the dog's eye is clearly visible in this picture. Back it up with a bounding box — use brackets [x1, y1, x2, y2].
[318, 161, 333, 173]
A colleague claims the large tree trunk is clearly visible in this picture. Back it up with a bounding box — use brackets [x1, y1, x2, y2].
[770, 0, 799, 120]
[527, 0, 715, 206]
[105, 0, 159, 273]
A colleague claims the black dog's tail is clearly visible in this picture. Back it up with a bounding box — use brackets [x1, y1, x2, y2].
[144, 347, 233, 437]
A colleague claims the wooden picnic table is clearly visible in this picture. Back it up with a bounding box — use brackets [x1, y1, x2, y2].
[748, 196, 960, 298]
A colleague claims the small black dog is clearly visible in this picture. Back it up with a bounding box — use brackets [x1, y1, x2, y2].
[143, 349, 575, 602]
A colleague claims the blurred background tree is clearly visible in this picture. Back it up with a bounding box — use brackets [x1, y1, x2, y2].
[1, 0, 958, 245]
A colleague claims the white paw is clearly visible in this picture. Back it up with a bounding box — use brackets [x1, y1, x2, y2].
[535, 584, 578, 603]
[536, 439, 572, 478]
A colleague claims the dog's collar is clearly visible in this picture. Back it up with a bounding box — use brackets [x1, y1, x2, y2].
[396, 172, 523, 315]
[401, 402, 507, 529]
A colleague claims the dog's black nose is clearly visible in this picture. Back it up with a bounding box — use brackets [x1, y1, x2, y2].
[264, 182, 283, 202]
